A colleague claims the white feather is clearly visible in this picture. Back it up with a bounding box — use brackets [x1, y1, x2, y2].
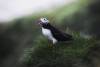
[40, 18, 49, 23]
[42, 27, 57, 44]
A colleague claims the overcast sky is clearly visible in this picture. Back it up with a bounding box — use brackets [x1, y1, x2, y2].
[0, 0, 77, 22]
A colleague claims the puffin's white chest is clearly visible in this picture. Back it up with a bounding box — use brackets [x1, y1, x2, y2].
[42, 27, 53, 39]
[42, 27, 57, 44]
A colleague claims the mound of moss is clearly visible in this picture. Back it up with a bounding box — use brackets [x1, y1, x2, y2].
[20, 32, 96, 67]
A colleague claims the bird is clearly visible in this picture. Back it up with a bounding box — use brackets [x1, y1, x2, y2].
[37, 18, 73, 44]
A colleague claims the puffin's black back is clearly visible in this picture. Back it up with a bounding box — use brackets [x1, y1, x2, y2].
[42, 23, 72, 41]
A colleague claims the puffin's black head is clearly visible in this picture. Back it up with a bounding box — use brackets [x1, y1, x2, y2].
[37, 18, 49, 26]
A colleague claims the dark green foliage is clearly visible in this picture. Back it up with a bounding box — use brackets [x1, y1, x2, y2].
[21, 32, 96, 67]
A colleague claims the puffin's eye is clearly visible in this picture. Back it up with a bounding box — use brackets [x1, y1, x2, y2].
[44, 18, 46, 20]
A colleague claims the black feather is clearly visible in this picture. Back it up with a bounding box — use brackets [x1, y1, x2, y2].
[42, 23, 73, 41]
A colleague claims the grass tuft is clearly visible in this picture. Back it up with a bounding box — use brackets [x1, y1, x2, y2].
[20, 32, 96, 67]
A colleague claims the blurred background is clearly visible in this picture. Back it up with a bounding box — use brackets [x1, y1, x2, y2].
[0, 0, 100, 67]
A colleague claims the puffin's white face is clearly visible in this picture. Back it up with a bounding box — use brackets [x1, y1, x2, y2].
[39, 18, 49, 24]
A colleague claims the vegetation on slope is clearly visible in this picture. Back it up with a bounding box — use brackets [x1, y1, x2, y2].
[20, 32, 96, 67]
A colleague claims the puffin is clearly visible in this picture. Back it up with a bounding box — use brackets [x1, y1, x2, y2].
[38, 18, 73, 44]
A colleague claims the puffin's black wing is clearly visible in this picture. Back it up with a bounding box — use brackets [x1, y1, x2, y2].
[61, 32, 73, 41]
[43, 23, 73, 41]
[50, 27, 72, 41]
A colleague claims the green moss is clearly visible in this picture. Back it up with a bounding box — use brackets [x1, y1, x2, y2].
[21, 32, 96, 67]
